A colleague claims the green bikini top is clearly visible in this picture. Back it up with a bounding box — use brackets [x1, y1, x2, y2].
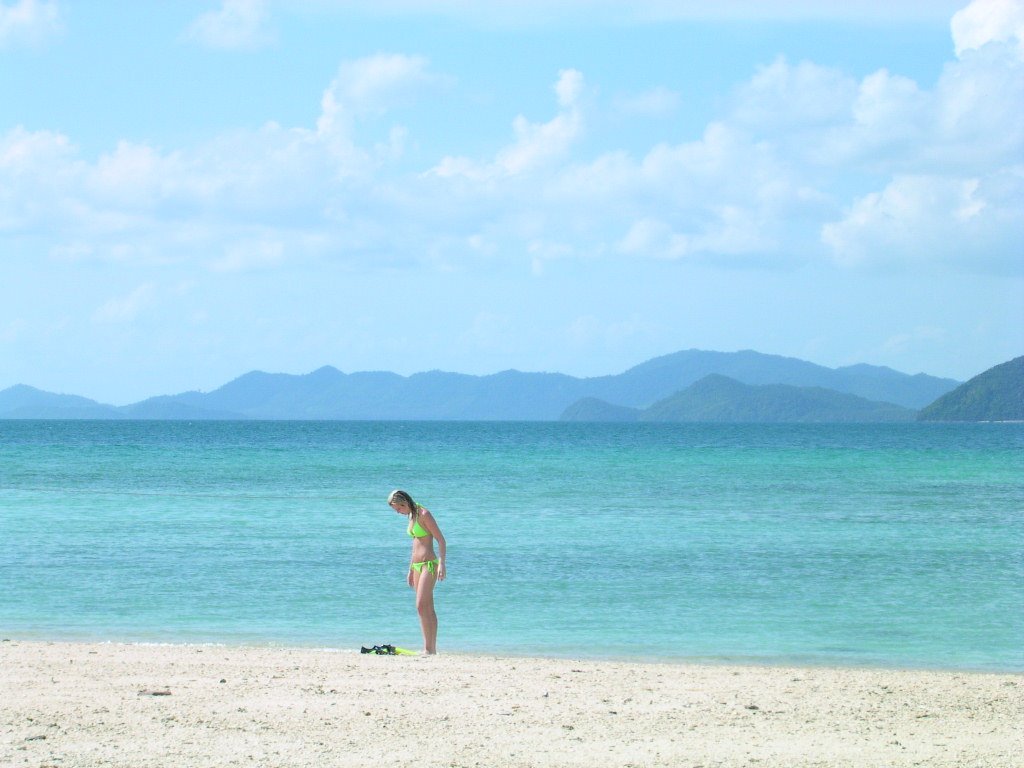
[408, 514, 430, 538]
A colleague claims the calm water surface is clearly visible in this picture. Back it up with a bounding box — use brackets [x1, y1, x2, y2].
[1, 420, 1021, 670]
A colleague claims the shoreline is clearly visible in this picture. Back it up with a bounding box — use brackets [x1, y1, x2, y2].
[2, 639, 1021, 768]
[4, 632, 1021, 675]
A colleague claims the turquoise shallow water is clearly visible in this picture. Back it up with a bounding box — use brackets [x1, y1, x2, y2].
[1, 421, 1021, 670]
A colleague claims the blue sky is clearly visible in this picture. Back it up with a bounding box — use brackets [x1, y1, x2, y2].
[1, 0, 1022, 405]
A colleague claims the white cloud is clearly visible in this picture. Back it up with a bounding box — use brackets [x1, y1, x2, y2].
[316, 54, 438, 175]
[0, 52, 443, 269]
[616, 206, 777, 263]
[432, 69, 585, 179]
[0, 0, 59, 46]
[186, 0, 272, 50]
[810, 1, 1024, 273]
[556, 11, 1023, 272]
[540, 118, 814, 267]
[841, 70, 929, 160]
[92, 284, 157, 324]
[951, 0, 1024, 58]
[821, 172, 1024, 270]
[0, 126, 80, 232]
[0, 125, 74, 171]
[927, 43, 1024, 170]
[618, 218, 690, 260]
[88, 141, 183, 208]
[2, 2, 1022, 282]
[732, 57, 857, 131]
[319, 54, 435, 128]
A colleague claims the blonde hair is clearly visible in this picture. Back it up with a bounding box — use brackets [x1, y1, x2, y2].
[388, 489, 421, 532]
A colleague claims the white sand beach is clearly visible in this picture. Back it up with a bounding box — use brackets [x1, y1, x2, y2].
[1, 640, 1020, 768]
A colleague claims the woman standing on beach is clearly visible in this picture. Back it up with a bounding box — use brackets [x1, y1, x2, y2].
[387, 490, 446, 654]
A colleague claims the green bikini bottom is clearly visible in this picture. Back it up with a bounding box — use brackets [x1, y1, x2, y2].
[410, 559, 439, 575]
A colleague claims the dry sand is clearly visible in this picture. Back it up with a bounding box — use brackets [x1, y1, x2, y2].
[1, 640, 1020, 767]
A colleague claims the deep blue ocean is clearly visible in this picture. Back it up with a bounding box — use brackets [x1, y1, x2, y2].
[1, 420, 1021, 670]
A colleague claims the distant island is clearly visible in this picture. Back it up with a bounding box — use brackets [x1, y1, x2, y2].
[917, 356, 1024, 422]
[0, 347, 981, 422]
[560, 374, 916, 422]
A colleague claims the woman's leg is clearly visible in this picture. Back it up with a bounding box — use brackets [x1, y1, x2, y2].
[413, 567, 438, 654]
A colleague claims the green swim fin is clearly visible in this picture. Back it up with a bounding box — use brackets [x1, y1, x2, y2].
[360, 644, 418, 656]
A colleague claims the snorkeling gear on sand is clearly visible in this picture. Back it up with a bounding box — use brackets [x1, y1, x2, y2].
[360, 644, 417, 655]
